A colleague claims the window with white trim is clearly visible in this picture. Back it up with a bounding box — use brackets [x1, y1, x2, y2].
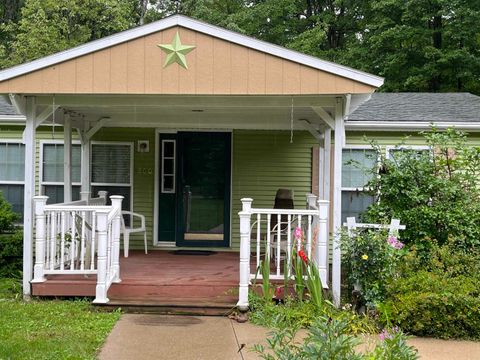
[341, 148, 377, 222]
[386, 146, 430, 163]
[0, 142, 25, 218]
[91, 143, 132, 215]
[161, 140, 175, 193]
[41, 143, 81, 204]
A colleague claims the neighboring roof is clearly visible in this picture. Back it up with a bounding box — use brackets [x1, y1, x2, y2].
[0, 15, 383, 88]
[347, 93, 480, 123]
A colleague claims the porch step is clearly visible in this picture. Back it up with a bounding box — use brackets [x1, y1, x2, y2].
[96, 298, 236, 316]
[32, 275, 96, 296]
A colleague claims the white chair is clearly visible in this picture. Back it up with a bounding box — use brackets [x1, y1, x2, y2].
[121, 211, 148, 257]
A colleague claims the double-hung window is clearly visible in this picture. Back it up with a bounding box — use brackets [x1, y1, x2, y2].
[41, 142, 81, 204]
[386, 145, 430, 163]
[0, 141, 25, 218]
[341, 147, 377, 222]
[91, 143, 132, 214]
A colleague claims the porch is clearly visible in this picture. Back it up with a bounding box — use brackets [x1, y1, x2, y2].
[32, 250, 240, 311]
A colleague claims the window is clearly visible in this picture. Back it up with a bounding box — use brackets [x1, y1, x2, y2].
[341, 148, 377, 223]
[161, 140, 175, 193]
[386, 146, 430, 164]
[41, 143, 81, 204]
[0, 142, 25, 218]
[91, 143, 132, 214]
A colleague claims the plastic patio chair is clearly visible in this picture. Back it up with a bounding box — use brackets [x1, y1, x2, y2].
[121, 211, 148, 257]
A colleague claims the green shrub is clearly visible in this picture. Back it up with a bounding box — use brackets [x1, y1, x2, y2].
[363, 129, 480, 249]
[381, 243, 480, 339]
[0, 231, 23, 278]
[0, 192, 18, 233]
[384, 270, 480, 339]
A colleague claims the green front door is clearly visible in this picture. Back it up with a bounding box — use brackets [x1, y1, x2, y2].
[158, 132, 231, 247]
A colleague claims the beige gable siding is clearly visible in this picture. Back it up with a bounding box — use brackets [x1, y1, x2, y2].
[0, 26, 376, 95]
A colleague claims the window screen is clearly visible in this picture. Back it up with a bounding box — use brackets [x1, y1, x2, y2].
[342, 149, 377, 188]
[341, 191, 374, 223]
[92, 144, 131, 184]
[0, 143, 25, 181]
[42, 144, 81, 183]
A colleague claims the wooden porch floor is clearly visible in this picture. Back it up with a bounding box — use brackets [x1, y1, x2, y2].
[32, 251, 240, 308]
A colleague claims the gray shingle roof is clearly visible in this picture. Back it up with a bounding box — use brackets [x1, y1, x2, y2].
[347, 93, 480, 123]
[0, 96, 18, 116]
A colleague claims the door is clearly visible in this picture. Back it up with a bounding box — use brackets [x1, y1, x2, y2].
[176, 132, 231, 247]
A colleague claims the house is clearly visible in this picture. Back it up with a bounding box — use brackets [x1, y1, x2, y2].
[0, 15, 478, 309]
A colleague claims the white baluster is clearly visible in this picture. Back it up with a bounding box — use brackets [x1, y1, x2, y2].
[32, 196, 48, 283]
[266, 213, 271, 259]
[237, 198, 252, 312]
[60, 211, 65, 270]
[307, 215, 312, 259]
[276, 214, 281, 277]
[70, 211, 76, 270]
[80, 211, 86, 270]
[256, 213, 261, 270]
[90, 211, 96, 270]
[287, 214, 292, 277]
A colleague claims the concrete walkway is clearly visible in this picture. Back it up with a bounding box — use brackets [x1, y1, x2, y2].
[98, 314, 480, 360]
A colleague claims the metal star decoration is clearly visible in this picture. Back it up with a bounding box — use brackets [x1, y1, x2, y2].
[157, 32, 196, 69]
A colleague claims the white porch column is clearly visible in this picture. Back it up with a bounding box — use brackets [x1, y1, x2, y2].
[110, 195, 124, 283]
[237, 198, 252, 312]
[93, 210, 109, 303]
[63, 114, 72, 203]
[32, 196, 48, 283]
[80, 123, 91, 198]
[322, 128, 331, 283]
[22, 96, 36, 298]
[332, 98, 344, 307]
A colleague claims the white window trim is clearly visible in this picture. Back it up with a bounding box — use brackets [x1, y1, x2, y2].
[0, 140, 25, 186]
[90, 141, 134, 213]
[39, 140, 82, 197]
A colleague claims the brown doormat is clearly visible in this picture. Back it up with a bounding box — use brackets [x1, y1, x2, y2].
[169, 250, 217, 256]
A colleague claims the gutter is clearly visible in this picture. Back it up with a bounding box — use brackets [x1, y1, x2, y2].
[345, 121, 480, 132]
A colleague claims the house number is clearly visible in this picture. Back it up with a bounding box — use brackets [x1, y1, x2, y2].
[137, 167, 153, 175]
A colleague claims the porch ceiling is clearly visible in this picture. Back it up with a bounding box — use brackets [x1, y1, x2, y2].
[33, 94, 338, 131]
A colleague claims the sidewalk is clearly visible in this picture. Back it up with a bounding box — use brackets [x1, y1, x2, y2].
[98, 314, 480, 360]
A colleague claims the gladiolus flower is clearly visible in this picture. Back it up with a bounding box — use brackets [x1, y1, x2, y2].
[294, 227, 303, 240]
[298, 250, 308, 264]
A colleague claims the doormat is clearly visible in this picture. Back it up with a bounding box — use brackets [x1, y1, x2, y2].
[170, 250, 218, 256]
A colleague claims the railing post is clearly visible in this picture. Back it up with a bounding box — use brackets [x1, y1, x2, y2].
[237, 198, 253, 313]
[97, 191, 108, 205]
[32, 196, 49, 283]
[110, 195, 124, 283]
[80, 191, 90, 203]
[306, 193, 317, 209]
[317, 199, 329, 288]
[93, 211, 109, 303]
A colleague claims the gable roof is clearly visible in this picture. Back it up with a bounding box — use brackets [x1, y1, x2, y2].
[0, 15, 383, 88]
[347, 93, 480, 123]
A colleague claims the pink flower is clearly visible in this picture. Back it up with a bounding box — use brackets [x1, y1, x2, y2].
[387, 235, 404, 250]
[294, 227, 303, 240]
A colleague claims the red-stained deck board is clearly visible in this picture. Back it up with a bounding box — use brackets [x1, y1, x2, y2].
[31, 251, 240, 305]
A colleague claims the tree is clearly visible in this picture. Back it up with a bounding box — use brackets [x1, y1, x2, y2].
[1, 0, 137, 68]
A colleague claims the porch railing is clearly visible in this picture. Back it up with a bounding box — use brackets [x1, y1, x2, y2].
[31, 192, 123, 303]
[237, 194, 329, 311]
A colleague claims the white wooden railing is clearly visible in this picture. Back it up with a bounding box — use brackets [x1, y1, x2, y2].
[237, 194, 329, 311]
[31, 192, 123, 303]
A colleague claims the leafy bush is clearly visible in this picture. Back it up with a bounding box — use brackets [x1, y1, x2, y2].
[0, 191, 18, 233]
[341, 228, 405, 307]
[363, 129, 480, 249]
[253, 315, 418, 360]
[383, 243, 480, 339]
[0, 231, 23, 278]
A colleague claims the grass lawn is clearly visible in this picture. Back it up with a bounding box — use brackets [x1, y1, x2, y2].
[0, 279, 121, 360]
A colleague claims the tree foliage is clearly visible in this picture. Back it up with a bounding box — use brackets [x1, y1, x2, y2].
[0, 0, 479, 94]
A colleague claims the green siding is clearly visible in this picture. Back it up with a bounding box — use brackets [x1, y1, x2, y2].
[231, 130, 317, 249]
